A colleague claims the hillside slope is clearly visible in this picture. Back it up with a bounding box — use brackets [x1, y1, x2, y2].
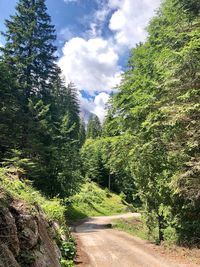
[0, 168, 74, 267]
[66, 182, 129, 222]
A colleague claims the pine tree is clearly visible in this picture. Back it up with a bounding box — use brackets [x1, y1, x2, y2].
[0, 62, 21, 158]
[1, 0, 58, 158]
[65, 82, 80, 139]
[2, 0, 57, 98]
[79, 119, 86, 147]
[86, 114, 102, 139]
[0, 0, 83, 197]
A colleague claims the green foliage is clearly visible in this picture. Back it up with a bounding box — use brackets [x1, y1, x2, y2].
[113, 218, 148, 241]
[60, 237, 76, 261]
[0, 62, 22, 158]
[65, 182, 128, 222]
[175, 0, 200, 17]
[2, 0, 57, 92]
[163, 226, 178, 245]
[101, 0, 200, 246]
[86, 114, 102, 139]
[81, 136, 137, 202]
[79, 119, 86, 146]
[60, 259, 75, 267]
[0, 0, 83, 198]
[0, 167, 66, 224]
[0, 167, 77, 264]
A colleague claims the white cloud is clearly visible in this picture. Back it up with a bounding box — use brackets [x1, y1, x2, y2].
[58, 37, 122, 94]
[93, 92, 110, 122]
[78, 91, 110, 123]
[59, 0, 161, 121]
[59, 27, 75, 40]
[109, 0, 161, 48]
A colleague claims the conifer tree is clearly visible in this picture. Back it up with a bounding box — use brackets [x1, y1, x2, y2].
[0, 62, 21, 158]
[0, 0, 83, 197]
[86, 114, 102, 139]
[65, 82, 80, 139]
[79, 120, 86, 147]
[2, 0, 57, 97]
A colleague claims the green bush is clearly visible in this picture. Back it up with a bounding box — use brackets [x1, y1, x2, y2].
[65, 182, 128, 222]
[163, 226, 178, 245]
[60, 236, 76, 261]
[60, 259, 75, 267]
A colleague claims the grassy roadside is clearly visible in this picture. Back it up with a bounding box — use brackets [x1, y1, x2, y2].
[0, 167, 66, 223]
[112, 217, 200, 266]
[65, 182, 129, 223]
[0, 167, 76, 267]
[112, 217, 148, 240]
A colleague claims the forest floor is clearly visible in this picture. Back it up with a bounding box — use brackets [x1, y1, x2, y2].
[73, 213, 200, 267]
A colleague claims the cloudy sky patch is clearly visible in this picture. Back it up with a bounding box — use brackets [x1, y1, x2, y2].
[0, 0, 161, 122]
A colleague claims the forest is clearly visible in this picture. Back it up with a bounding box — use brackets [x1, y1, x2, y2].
[82, 0, 200, 245]
[0, 0, 200, 261]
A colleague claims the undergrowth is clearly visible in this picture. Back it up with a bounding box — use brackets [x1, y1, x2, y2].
[0, 167, 76, 266]
[0, 167, 65, 224]
[113, 217, 148, 240]
[65, 182, 129, 222]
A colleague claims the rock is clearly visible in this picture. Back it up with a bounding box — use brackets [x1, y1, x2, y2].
[52, 221, 67, 241]
[17, 214, 39, 250]
[10, 201, 39, 250]
[32, 216, 61, 267]
[0, 243, 20, 267]
[0, 200, 63, 267]
[0, 207, 20, 256]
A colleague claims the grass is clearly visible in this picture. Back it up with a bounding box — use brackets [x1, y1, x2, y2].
[0, 169, 129, 225]
[65, 182, 129, 223]
[113, 217, 148, 240]
[0, 167, 66, 224]
[0, 167, 77, 266]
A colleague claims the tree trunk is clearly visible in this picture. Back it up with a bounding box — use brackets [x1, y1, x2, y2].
[158, 214, 164, 243]
[108, 173, 111, 191]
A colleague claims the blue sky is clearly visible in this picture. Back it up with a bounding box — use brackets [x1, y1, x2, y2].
[0, 0, 161, 121]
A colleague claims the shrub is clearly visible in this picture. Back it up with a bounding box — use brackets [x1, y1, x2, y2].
[163, 226, 178, 245]
[60, 236, 76, 261]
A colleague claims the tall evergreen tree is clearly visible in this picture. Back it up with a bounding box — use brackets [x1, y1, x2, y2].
[0, 0, 83, 197]
[65, 82, 80, 139]
[1, 0, 58, 157]
[86, 114, 102, 139]
[2, 0, 57, 97]
[0, 62, 21, 158]
[79, 119, 86, 147]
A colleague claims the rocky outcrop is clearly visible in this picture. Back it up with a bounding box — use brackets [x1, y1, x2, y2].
[0, 200, 61, 267]
[0, 243, 20, 267]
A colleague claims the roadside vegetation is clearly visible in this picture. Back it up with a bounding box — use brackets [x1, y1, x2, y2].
[0, 167, 76, 266]
[65, 182, 129, 223]
[113, 217, 200, 265]
[113, 218, 148, 241]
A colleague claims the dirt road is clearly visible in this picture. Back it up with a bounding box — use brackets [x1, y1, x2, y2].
[74, 213, 198, 267]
